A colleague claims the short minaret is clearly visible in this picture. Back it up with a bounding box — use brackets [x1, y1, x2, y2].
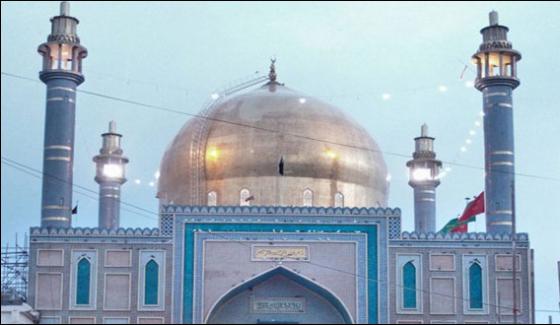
[93, 121, 129, 230]
[37, 2, 87, 228]
[472, 11, 521, 234]
[407, 124, 442, 233]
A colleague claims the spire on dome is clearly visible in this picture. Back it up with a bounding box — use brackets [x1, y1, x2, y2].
[268, 58, 277, 82]
[421, 123, 428, 137]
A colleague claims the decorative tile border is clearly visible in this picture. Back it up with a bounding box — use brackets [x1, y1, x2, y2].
[399, 231, 529, 242]
[162, 205, 401, 217]
[30, 227, 162, 237]
[171, 212, 391, 324]
[193, 231, 368, 323]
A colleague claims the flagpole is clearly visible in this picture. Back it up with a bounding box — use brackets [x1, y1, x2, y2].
[512, 180, 518, 324]
[497, 292, 502, 323]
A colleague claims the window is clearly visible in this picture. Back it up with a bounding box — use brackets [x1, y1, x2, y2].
[397, 255, 422, 313]
[207, 191, 217, 206]
[462, 255, 487, 314]
[145, 260, 159, 305]
[76, 258, 91, 305]
[240, 189, 251, 206]
[505, 63, 512, 77]
[71, 250, 97, 309]
[303, 189, 313, 207]
[334, 192, 344, 207]
[49, 44, 60, 70]
[138, 250, 164, 311]
[491, 64, 499, 77]
[61, 44, 73, 70]
[403, 261, 417, 309]
[469, 263, 483, 309]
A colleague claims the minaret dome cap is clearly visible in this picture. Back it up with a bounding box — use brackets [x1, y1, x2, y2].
[489, 10, 499, 25]
[60, 1, 70, 16]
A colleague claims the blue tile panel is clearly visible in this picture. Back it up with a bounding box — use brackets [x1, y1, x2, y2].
[183, 223, 379, 324]
[145, 259, 159, 305]
[76, 258, 91, 305]
[469, 263, 483, 309]
[402, 261, 417, 309]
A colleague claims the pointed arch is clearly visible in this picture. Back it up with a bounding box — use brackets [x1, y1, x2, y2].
[469, 262, 483, 309]
[205, 266, 353, 324]
[402, 261, 417, 309]
[207, 191, 217, 206]
[145, 259, 159, 305]
[334, 192, 344, 207]
[303, 188, 313, 207]
[76, 257, 91, 305]
[240, 188, 251, 206]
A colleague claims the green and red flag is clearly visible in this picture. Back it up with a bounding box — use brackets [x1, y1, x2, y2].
[440, 217, 461, 234]
[440, 192, 485, 234]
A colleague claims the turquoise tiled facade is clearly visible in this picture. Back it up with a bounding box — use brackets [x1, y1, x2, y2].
[21, 3, 535, 324]
[27, 205, 534, 324]
[167, 206, 395, 324]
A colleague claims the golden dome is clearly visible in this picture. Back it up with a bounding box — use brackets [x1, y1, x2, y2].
[158, 82, 388, 208]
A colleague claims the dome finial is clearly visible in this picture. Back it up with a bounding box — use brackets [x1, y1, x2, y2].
[489, 10, 499, 25]
[269, 57, 277, 82]
[421, 123, 428, 137]
[109, 120, 117, 133]
[60, 1, 70, 16]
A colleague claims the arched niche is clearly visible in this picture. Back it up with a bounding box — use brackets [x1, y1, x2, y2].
[205, 266, 353, 324]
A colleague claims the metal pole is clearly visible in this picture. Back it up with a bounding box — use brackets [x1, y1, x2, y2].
[557, 260, 560, 312]
[512, 181, 518, 324]
[497, 292, 502, 323]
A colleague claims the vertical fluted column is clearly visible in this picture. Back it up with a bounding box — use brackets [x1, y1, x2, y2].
[407, 124, 442, 233]
[94, 121, 128, 230]
[472, 11, 521, 234]
[482, 85, 516, 233]
[38, 2, 87, 228]
[40, 75, 82, 228]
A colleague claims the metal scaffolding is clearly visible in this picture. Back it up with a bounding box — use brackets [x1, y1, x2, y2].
[1, 234, 29, 304]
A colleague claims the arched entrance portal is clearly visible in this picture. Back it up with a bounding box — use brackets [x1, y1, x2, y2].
[205, 267, 353, 324]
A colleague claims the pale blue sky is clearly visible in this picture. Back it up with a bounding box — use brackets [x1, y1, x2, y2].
[2, 1, 559, 322]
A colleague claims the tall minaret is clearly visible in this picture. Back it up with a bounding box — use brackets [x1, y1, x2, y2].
[93, 121, 129, 230]
[407, 124, 442, 233]
[37, 2, 87, 228]
[472, 11, 521, 234]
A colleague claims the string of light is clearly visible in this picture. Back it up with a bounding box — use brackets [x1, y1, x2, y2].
[86, 66, 480, 187]
[1, 156, 157, 220]
[2, 71, 558, 184]
[3, 155, 558, 315]
[194, 227, 560, 315]
[81, 61, 482, 186]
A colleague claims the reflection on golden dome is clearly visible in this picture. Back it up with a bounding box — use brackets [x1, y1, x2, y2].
[158, 81, 388, 208]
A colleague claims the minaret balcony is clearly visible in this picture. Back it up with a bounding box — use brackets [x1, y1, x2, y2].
[472, 50, 520, 80]
[38, 42, 87, 74]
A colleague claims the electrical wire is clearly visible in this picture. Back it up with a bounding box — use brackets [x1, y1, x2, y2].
[2, 71, 558, 183]
[2, 156, 559, 315]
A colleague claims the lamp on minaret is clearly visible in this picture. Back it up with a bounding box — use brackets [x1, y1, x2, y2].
[407, 124, 442, 233]
[93, 121, 129, 230]
[472, 11, 521, 234]
[37, 1, 87, 228]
